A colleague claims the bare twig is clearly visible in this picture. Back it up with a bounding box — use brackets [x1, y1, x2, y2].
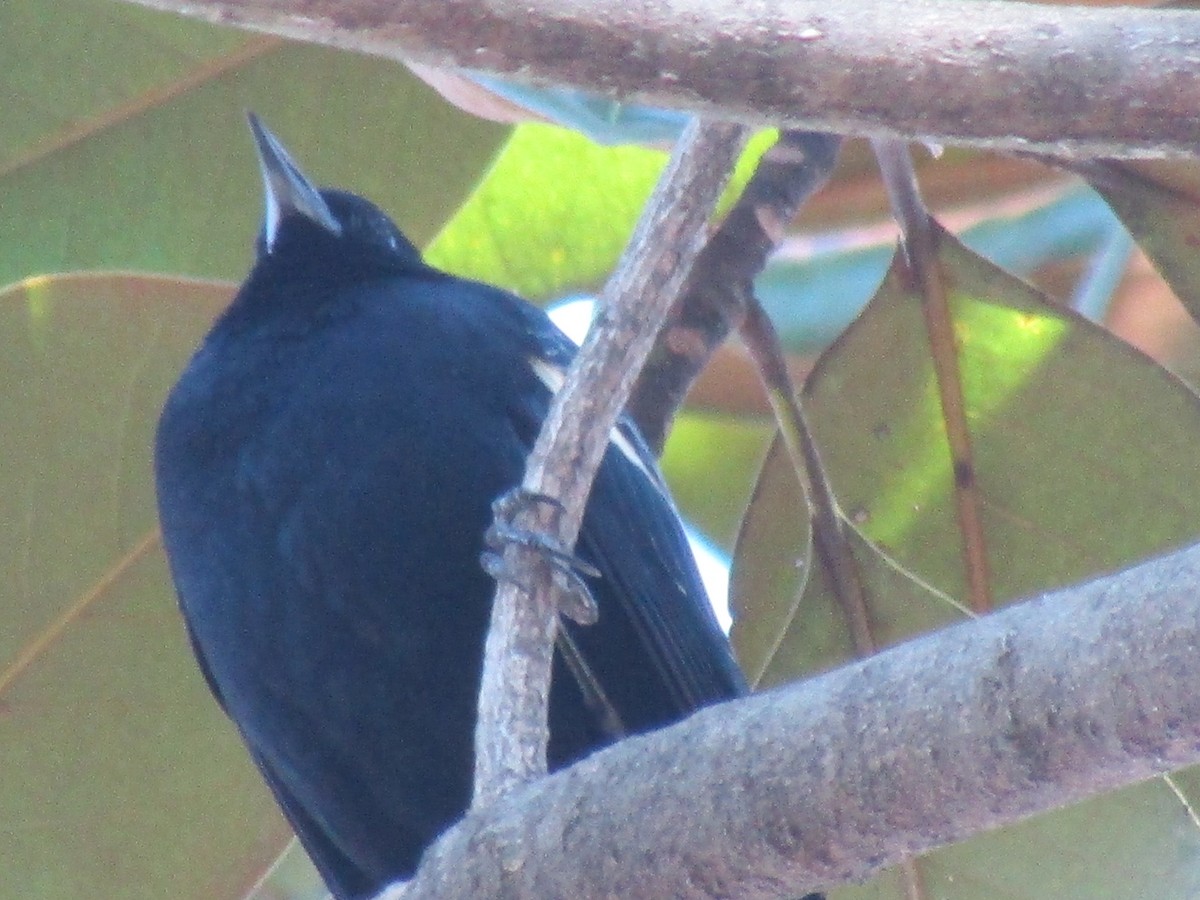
[121, 0, 1200, 157]
[398, 540, 1200, 899]
[471, 119, 748, 807]
[873, 139, 995, 613]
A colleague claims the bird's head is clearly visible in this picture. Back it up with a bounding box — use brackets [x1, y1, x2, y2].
[247, 113, 425, 279]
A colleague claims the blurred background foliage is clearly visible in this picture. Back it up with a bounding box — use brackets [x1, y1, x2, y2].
[5, 1, 1200, 898]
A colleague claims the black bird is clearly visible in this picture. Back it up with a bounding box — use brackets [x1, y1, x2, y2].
[155, 115, 768, 898]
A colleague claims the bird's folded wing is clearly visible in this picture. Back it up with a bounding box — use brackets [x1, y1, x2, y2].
[511, 341, 748, 722]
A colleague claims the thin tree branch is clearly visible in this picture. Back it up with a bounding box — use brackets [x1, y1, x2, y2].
[472, 119, 747, 806]
[394, 540, 1200, 899]
[122, 0, 1200, 158]
[873, 139, 996, 613]
[739, 301, 876, 660]
[628, 130, 841, 452]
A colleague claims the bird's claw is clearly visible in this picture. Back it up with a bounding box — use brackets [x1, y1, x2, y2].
[481, 489, 600, 625]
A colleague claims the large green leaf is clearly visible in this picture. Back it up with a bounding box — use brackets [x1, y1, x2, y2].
[427, 126, 776, 301]
[831, 780, 1200, 900]
[0, 4, 508, 290]
[426, 124, 672, 298]
[815, 231, 1200, 602]
[0, 274, 298, 898]
[735, 223, 1200, 673]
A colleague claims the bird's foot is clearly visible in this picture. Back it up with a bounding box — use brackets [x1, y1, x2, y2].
[482, 489, 600, 625]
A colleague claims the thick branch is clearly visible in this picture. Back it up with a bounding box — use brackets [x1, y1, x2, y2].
[396, 541, 1200, 898]
[472, 120, 747, 805]
[124, 0, 1200, 157]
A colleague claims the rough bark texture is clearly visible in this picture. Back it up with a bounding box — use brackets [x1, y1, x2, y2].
[394, 542, 1200, 899]
[628, 130, 842, 453]
[123, 0, 1200, 157]
[473, 120, 747, 805]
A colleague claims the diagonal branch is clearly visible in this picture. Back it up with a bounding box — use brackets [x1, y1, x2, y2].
[398, 540, 1200, 899]
[873, 138, 995, 614]
[628, 130, 842, 452]
[122, 0, 1200, 157]
[472, 119, 747, 806]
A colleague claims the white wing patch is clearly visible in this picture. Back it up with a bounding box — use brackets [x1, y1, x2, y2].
[526, 356, 660, 487]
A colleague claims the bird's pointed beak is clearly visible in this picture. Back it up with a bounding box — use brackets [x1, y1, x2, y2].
[247, 112, 341, 252]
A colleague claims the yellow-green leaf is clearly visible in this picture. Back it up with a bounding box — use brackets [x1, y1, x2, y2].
[0, 273, 295, 899]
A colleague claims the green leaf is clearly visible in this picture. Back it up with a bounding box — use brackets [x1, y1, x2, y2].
[425, 124, 669, 298]
[427, 125, 776, 301]
[809, 226, 1200, 605]
[830, 779, 1200, 900]
[1, 3, 507, 289]
[0, 274, 295, 899]
[659, 412, 774, 552]
[728, 433, 815, 686]
[741, 223, 1200, 676]
[730, 439, 960, 686]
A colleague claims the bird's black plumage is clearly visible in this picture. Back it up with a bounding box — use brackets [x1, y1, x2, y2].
[155, 116, 752, 898]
